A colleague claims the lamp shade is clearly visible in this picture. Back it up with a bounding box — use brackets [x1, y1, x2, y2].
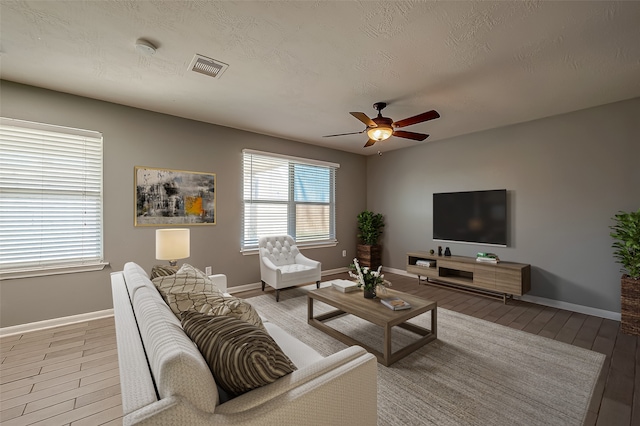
[156, 228, 190, 265]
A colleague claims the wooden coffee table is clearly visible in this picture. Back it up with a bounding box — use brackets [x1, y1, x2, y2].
[307, 287, 437, 366]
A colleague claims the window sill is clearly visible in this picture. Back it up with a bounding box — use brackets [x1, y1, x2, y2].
[241, 240, 338, 255]
[0, 262, 110, 280]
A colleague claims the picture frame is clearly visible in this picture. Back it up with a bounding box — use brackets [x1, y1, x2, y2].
[134, 166, 216, 226]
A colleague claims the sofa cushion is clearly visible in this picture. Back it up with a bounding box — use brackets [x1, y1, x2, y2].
[181, 312, 297, 396]
[123, 262, 156, 300]
[133, 287, 219, 412]
[263, 322, 324, 369]
[279, 263, 315, 274]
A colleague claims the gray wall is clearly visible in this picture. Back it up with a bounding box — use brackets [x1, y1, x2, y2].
[1, 80, 637, 327]
[366, 97, 640, 313]
[0, 81, 366, 327]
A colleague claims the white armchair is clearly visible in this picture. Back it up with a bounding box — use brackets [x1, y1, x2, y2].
[258, 235, 321, 301]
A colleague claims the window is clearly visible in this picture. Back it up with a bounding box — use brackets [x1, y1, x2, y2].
[242, 149, 339, 251]
[0, 117, 105, 277]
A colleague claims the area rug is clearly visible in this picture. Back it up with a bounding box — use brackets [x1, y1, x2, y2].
[246, 286, 605, 426]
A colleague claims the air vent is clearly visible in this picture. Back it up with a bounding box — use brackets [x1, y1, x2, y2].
[189, 54, 229, 79]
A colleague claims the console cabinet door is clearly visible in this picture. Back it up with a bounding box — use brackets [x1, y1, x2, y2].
[474, 264, 496, 290]
[496, 268, 524, 295]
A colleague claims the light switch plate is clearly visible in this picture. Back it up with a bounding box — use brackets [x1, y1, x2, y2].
[205, 266, 212, 275]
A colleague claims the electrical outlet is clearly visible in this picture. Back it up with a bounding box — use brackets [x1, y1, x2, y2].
[342, 250, 347, 257]
[205, 266, 212, 275]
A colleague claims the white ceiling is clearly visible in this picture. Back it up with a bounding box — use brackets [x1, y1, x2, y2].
[1, 1, 639, 155]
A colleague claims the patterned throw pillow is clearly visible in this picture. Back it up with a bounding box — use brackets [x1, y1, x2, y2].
[152, 263, 264, 330]
[169, 292, 265, 330]
[152, 263, 221, 301]
[150, 264, 178, 279]
[181, 312, 297, 396]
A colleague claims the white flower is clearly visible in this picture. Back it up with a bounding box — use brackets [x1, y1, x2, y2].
[350, 258, 389, 290]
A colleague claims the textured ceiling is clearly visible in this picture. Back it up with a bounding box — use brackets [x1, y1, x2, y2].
[1, 1, 639, 155]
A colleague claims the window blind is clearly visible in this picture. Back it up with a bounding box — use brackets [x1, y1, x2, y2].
[242, 149, 338, 251]
[0, 117, 104, 272]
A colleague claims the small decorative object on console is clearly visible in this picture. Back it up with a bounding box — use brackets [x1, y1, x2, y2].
[444, 247, 451, 256]
[380, 297, 411, 311]
[476, 252, 500, 263]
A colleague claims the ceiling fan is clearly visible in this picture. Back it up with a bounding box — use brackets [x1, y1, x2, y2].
[324, 102, 440, 147]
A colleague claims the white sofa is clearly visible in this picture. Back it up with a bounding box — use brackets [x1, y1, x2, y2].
[111, 262, 377, 425]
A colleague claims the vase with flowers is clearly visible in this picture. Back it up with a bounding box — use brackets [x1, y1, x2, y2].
[349, 258, 390, 299]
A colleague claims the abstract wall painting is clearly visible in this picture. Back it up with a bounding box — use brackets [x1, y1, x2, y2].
[134, 166, 216, 226]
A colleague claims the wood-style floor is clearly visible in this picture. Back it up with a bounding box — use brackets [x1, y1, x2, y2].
[0, 271, 637, 425]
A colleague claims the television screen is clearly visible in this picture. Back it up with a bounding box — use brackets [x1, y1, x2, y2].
[433, 189, 507, 246]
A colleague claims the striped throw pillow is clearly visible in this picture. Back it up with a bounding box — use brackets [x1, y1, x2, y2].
[181, 311, 297, 396]
[150, 264, 178, 279]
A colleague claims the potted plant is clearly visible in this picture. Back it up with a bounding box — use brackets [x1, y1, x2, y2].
[356, 210, 385, 270]
[349, 258, 390, 299]
[610, 208, 640, 336]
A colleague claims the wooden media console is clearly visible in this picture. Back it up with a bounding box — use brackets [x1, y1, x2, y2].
[406, 251, 531, 303]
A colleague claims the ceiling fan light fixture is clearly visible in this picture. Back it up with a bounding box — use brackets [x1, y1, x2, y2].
[328, 102, 439, 147]
[367, 125, 393, 141]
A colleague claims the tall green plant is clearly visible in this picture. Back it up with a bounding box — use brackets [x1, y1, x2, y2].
[357, 210, 385, 245]
[610, 208, 640, 279]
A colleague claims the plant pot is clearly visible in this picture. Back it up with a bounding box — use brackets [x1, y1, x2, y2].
[621, 274, 640, 336]
[363, 288, 376, 299]
[357, 244, 382, 271]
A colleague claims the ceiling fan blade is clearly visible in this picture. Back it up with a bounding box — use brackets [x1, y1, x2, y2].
[393, 130, 429, 141]
[350, 112, 376, 127]
[323, 129, 366, 137]
[363, 139, 377, 148]
[393, 110, 440, 128]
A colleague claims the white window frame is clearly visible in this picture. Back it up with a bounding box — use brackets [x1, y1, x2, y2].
[241, 149, 339, 254]
[0, 117, 108, 280]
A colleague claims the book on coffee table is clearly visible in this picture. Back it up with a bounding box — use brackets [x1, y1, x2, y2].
[329, 279, 359, 293]
[380, 297, 411, 311]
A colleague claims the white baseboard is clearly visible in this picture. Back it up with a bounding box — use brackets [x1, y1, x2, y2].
[227, 267, 350, 294]
[0, 309, 114, 338]
[516, 295, 621, 321]
[383, 266, 621, 321]
[226, 281, 262, 294]
[384, 266, 416, 278]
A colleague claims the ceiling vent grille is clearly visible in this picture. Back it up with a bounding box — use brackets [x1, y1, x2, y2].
[189, 54, 229, 79]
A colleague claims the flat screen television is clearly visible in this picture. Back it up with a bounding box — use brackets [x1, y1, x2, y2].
[433, 189, 507, 246]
